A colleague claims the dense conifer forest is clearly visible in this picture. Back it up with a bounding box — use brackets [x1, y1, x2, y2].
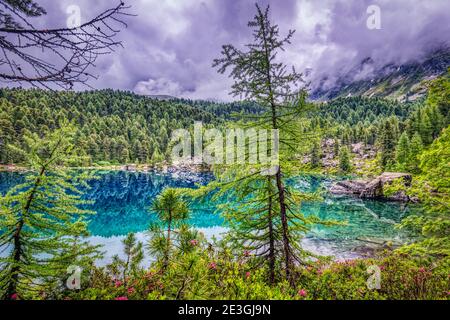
[1, 83, 447, 172]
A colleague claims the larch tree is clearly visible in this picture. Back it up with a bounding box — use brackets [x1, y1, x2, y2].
[213, 4, 325, 283]
[0, 123, 99, 299]
[0, 0, 132, 89]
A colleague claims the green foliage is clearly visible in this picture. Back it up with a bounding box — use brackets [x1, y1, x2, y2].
[106, 233, 144, 287]
[405, 71, 449, 145]
[408, 132, 424, 173]
[384, 126, 449, 258]
[0, 12, 448, 303]
[396, 131, 410, 170]
[202, 169, 283, 284]
[419, 126, 450, 195]
[338, 146, 352, 173]
[313, 96, 417, 146]
[67, 237, 449, 300]
[0, 123, 100, 299]
[333, 139, 340, 158]
[0, 89, 256, 165]
[148, 188, 194, 269]
[397, 126, 450, 257]
[310, 141, 322, 168]
[378, 117, 399, 169]
[297, 253, 449, 300]
[425, 68, 449, 128]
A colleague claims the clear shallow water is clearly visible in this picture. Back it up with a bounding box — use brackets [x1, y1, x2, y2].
[0, 170, 420, 261]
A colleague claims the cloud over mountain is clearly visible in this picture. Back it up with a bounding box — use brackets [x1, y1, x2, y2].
[23, 0, 450, 100]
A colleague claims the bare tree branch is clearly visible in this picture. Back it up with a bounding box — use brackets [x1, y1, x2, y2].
[0, 0, 134, 89]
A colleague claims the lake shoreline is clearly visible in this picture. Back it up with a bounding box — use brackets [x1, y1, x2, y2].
[89, 227, 396, 267]
[1, 170, 412, 265]
[0, 162, 210, 173]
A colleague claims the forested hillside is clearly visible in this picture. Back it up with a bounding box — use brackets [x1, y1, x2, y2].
[0, 89, 257, 165]
[1, 70, 448, 171]
[304, 71, 449, 172]
[310, 96, 419, 145]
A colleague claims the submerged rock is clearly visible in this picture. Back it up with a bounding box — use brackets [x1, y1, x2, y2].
[330, 172, 414, 202]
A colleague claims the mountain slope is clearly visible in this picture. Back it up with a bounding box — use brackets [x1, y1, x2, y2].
[311, 48, 450, 102]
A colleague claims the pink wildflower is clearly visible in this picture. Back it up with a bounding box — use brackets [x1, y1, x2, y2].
[245, 271, 251, 279]
[418, 267, 426, 273]
[114, 280, 123, 287]
[127, 287, 135, 294]
[208, 262, 217, 270]
[244, 250, 250, 257]
[11, 293, 18, 300]
[190, 239, 198, 246]
[298, 289, 307, 297]
[115, 296, 128, 300]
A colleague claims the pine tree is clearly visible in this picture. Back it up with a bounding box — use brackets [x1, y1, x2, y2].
[427, 104, 445, 139]
[107, 233, 144, 287]
[120, 147, 130, 164]
[342, 130, 351, 146]
[379, 119, 397, 169]
[419, 112, 433, 145]
[396, 131, 410, 169]
[339, 146, 352, 173]
[0, 123, 99, 299]
[151, 145, 164, 165]
[0, 115, 16, 164]
[148, 188, 190, 270]
[408, 132, 424, 173]
[310, 140, 321, 168]
[333, 138, 340, 159]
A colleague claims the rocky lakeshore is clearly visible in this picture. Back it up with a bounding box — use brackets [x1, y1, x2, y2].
[330, 172, 418, 202]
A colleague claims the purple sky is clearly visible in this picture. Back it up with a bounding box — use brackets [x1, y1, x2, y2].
[15, 0, 450, 100]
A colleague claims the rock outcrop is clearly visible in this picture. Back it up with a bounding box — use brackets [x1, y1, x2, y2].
[330, 172, 414, 201]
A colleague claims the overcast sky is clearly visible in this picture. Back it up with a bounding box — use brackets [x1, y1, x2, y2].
[18, 0, 450, 100]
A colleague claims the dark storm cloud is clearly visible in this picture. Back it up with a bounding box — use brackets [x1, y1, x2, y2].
[309, 0, 450, 90]
[18, 0, 450, 100]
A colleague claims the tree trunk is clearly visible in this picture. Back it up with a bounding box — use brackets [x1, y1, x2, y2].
[267, 187, 275, 284]
[164, 210, 172, 270]
[6, 166, 46, 299]
[275, 169, 292, 282]
[260, 14, 293, 284]
[269, 97, 292, 282]
[6, 219, 23, 300]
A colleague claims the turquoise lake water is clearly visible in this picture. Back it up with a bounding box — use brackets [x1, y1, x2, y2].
[0, 170, 420, 260]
